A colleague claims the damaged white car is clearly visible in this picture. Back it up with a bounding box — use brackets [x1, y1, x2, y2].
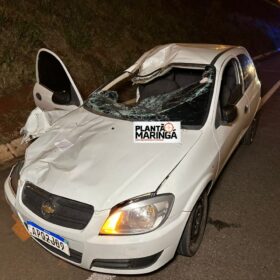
[4, 43, 261, 274]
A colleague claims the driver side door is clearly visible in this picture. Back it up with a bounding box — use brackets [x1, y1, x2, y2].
[33, 48, 83, 111]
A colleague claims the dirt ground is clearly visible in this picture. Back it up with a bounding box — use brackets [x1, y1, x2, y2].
[0, 84, 33, 144]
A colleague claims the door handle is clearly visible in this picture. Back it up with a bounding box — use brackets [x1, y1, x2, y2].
[244, 105, 249, 113]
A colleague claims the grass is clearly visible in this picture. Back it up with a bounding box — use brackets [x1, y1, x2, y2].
[0, 0, 279, 94]
[0, 110, 29, 143]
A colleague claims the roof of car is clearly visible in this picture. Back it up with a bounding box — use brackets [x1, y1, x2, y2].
[126, 43, 236, 76]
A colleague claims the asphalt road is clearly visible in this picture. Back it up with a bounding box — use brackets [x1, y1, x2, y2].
[0, 53, 280, 280]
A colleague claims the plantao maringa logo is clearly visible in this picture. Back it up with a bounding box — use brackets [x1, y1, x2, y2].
[133, 121, 181, 143]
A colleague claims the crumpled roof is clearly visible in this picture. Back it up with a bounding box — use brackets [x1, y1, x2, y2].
[126, 43, 233, 76]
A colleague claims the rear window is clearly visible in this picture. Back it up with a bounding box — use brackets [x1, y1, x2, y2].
[237, 54, 256, 90]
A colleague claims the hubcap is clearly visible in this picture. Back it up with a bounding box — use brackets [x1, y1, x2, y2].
[190, 199, 204, 242]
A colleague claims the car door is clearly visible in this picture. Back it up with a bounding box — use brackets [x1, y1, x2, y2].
[21, 49, 84, 142]
[237, 53, 261, 124]
[214, 57, 249, 173]
[33, 48, 83, 111]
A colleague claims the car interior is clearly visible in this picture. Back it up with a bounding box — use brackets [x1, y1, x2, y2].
[216, 59, 243, 126]
[110, 67, 204, 105]
[219, 59, 242, 108]
[37, 52, 81, 106]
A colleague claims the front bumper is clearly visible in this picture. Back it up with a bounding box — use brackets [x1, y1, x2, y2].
[4, 170, 17, 214]
[4, 176, 189, 274]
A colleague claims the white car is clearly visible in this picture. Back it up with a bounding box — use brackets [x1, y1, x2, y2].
[4, 43, 261, 274]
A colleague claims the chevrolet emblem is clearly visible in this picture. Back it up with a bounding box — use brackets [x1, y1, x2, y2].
[41, 200, 55, 217]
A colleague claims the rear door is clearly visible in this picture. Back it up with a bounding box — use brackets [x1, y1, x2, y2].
[237, 53, 261, 123]
[33, 48, 83, 111]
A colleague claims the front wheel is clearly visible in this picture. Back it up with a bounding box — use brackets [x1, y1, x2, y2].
[177, 190, 208, 257]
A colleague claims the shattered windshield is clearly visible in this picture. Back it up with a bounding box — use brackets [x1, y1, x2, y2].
[84, 65, 215, 128]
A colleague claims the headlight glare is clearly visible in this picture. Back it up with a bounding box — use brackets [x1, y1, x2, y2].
[100, 194, 174, 235]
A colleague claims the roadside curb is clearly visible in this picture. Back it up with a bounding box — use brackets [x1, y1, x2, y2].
[0, 138, 28, 166]
[0, 48, 279, 166]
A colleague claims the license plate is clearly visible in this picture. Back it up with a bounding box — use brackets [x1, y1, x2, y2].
[26, 221, 70, 256]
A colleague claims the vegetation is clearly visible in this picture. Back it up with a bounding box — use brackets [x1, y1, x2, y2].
[0, 0, 279, 143]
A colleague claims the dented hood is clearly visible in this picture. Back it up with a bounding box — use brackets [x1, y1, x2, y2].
[21, 107, 202, 210]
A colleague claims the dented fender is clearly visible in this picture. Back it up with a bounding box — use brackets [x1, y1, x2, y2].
[21, 107, 70, 142]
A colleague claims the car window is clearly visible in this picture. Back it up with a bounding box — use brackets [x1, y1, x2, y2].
[38, 52, 71, 93]
[237, 54, 256, 90]
[215, 58, 242, 127]
[37, 51, 80, 106]
[219, 58, 242, 107]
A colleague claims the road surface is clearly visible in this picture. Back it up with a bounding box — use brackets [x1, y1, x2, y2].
[0, 53, 280, 280]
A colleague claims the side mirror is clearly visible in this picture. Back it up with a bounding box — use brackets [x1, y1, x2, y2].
[222, 104, 238, 124]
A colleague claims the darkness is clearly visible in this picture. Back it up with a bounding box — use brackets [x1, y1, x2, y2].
[1, 0, 280, 144]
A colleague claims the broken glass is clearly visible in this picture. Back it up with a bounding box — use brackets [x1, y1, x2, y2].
[84, 66, 215, 127]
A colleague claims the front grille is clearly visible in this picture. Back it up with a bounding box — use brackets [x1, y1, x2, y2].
[22, 182, 94, 230]
[36, 238, 82, 263]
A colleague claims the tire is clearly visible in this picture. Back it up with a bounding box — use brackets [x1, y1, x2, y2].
[177, 190, 208, 257]
[242, 113, 260, 145]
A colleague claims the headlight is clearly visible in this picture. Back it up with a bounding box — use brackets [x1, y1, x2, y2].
[10, 160, 24, 195]
[100, 194, 174, 235]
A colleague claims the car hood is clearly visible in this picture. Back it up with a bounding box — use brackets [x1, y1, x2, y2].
[21, 107, 202, 211]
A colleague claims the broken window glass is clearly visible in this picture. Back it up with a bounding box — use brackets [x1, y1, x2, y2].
[84, 66, 215, 128]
